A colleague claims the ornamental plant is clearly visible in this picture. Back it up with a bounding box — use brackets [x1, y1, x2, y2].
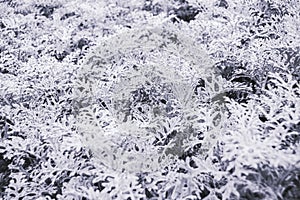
[0, 0, 299, 199]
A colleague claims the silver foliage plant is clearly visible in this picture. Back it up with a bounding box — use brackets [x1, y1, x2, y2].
[0, 0, 300, 199]
[75, 21, 226, 174]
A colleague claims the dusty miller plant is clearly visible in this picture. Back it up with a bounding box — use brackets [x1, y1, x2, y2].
[0, 0, 299, 199]
[74, 21, 227, 173]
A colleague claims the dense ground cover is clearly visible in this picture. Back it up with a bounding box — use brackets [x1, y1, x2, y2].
[0, 0, 299, 199]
